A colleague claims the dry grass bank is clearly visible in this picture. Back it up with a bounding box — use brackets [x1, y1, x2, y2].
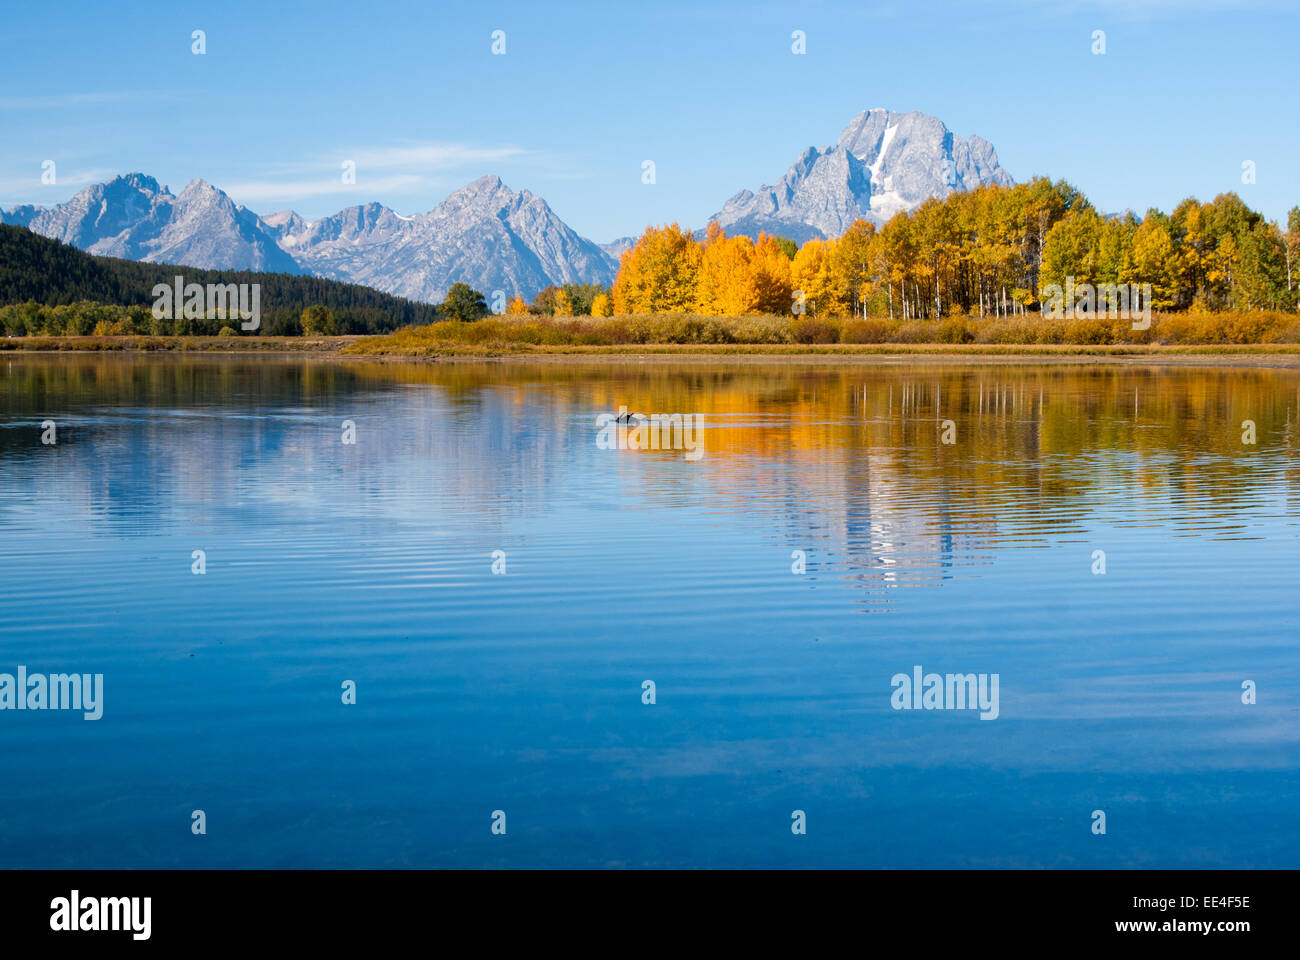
[342, 311, 1300, 357]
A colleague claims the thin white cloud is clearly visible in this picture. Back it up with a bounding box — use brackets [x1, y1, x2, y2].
[1002, 0, 1286, 15]
[1077, 0, 1275, 6]
[222, 173, 425, 205]
[255, 142, 529, 177]
[221, 141, 533, 210]
[0, 167, 118, 196]
[348, 143, 527, 169]
[0, 90, 184, 110]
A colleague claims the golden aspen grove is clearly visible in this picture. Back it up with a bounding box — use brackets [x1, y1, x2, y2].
[609, 180, 1299, 322]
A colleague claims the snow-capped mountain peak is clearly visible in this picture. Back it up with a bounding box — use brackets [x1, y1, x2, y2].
[707, 108, 1014, 240]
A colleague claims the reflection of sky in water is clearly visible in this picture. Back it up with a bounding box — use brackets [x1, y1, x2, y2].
[0, 356, 1298, 867]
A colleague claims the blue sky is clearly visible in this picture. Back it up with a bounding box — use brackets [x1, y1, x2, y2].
[1, 0, 1296, 241]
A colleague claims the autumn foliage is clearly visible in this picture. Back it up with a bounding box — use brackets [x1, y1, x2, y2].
[611, 223, 702, 314]
[609, 181, 1300, 319]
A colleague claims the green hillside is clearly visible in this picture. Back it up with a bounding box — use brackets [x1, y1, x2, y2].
[0, 224, 438, 334]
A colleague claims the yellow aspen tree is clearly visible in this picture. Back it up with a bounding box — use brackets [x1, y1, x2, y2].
[553, 287, 573, 316]
[791, 238, 841, 315]
[1172, 199, 1210, 307]
[612, 223, 702, 313]
[1124, 218, 1180, 309]
[751, 232, 794, 314]
[506, 294, 529, 315]
[590, 293, 612, 317]
[695, 225, 759, 315]
[830, 220, 876, 316]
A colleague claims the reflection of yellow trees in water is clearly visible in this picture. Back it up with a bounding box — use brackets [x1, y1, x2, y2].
[334, 361, 1300, 574]
[6, 356, 1300, 540]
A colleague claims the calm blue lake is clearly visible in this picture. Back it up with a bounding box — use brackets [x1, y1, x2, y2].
[1, 355, 1297, 867]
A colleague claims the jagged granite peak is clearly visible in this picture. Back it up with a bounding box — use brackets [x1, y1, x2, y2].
[599, 237, 636, 261]
[835, 108, 1013, 218]
[22, 173, 173, 255]
[0, 203, 43, 229]
[147, 179, 300, 273]
[301, 202, 412, 245]
[288, 176, 617, 302]
[427, 174, 520, 221]
[262, 209, 310, 246]
[707, 108, 1014, 241]
[8, 172, 300, 273]
[704, 145, 874, 244]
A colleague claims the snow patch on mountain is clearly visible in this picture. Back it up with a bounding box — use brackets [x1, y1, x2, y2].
[706, 108, 1013, 241]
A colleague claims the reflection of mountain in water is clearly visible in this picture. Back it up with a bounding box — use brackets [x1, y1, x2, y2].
[0, 358, 588, 537]
[2, 357, 1298, 606]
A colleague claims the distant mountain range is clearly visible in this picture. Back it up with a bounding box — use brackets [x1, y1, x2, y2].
[3, 174, 301, 274]
[267, 176, 616, 304]
[1, 109, 1013, 302]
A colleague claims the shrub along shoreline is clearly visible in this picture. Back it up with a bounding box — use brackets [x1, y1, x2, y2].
[338, 310, 1300, 356]
[7, 311, 1300, 358]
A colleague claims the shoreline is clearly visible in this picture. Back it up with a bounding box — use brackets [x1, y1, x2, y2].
[5, 337, 1300, 367]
